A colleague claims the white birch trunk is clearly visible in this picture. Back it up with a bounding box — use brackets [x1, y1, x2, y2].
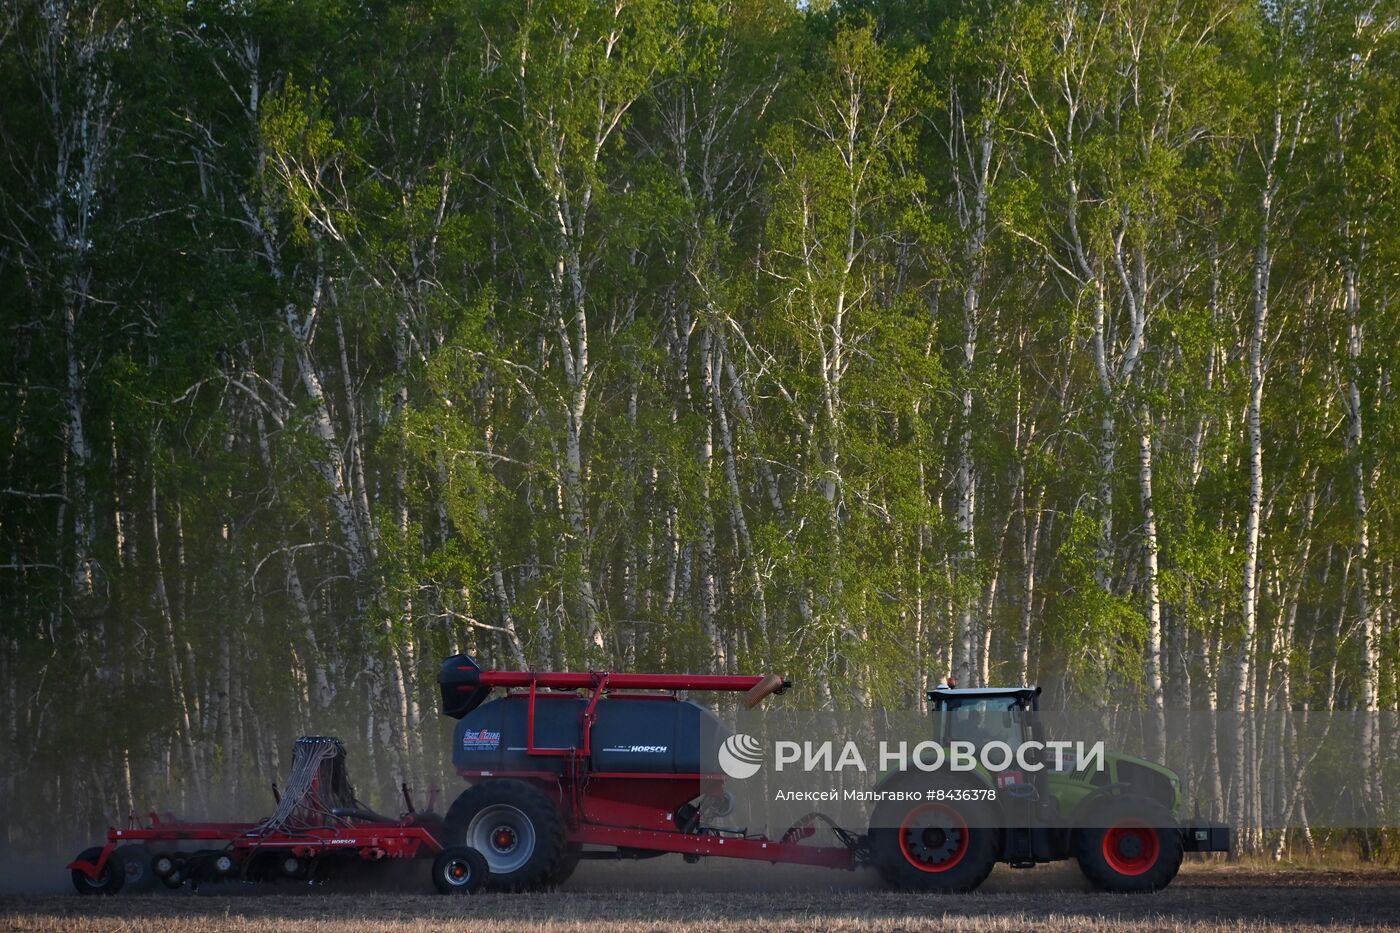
[149, 475, 207, 813]
[1138, 411, 1165, 760]
[1018, 487, 1043, 686]
[712, 332, 769, 644]
[250, 390, 335, 708]
[1235, 177, 1273, 851]
[284, 289, 370, 583]
[1342, 262, 1382, 825]
[36, 5, 117, 602]
[698, 327, 724, 672]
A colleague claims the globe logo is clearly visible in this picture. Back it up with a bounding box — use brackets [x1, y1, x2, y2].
[718, 732, 764, 780]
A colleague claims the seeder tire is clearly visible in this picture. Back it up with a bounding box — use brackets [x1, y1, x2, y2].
[546, 843, 583, 888]
[152, 852, 185, 889]
[278, 854, 310, 880]
[113, 844, 156, 892]
[1074, 795, 1183, 893]
[432, 846, 489, 894]
[180, 849, 224, 890]
[442, 779, 566, 892]
[70, 846, 125, 896]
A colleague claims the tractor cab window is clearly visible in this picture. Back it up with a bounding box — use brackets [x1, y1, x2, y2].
[930, 695, 1032, 749]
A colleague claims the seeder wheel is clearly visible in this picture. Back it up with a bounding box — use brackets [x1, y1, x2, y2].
[442, 779, 567, 891]
[152, 852, 187, 889]
[180, 849, 224, 889]
[70, 847, 124, 896]
[279, 855, 310, 879]
[113, 844, 156, 892]
[432, 846, 489, 894]
[545, 843, 583, 888]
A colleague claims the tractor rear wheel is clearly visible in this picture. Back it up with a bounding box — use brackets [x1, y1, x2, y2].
[443, 779, 566, 892]
[1074, 795, 1183, 892]
[869, 796, 998, 892]
[70, 847, 125, 896]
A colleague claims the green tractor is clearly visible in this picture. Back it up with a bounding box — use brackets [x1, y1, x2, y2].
[866, 683, 1230, 893]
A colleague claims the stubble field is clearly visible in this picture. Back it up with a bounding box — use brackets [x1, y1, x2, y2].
[2, 858, 1397, 932]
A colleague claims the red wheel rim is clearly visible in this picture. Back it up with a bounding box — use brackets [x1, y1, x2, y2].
[898, 802, 970, 873]
[1102, 820, 1160, 876]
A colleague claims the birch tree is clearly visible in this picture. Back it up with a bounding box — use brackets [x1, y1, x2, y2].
[761, 20, 928, 701]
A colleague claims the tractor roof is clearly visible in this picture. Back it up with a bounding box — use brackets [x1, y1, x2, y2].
[925, 685, 1042, 702]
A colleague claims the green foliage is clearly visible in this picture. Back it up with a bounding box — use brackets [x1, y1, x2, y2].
[1, 0, 1398, 851]
[1047, 509, 1148, 695]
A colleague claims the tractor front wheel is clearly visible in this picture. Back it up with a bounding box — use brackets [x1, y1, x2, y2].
[1074, 795, 1183, 892]
[869, 796, 999, 892]
[443, 779, 566, 892]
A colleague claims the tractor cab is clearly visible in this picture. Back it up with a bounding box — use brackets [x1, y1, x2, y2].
[925, 684, 1042, 749]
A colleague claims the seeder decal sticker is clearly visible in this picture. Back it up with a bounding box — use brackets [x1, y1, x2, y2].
[462, 728, 502, 751]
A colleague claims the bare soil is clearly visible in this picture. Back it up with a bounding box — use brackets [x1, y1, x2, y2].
[3, 860, 1397, 932]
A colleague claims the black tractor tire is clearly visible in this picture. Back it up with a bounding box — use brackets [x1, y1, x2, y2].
[869, 794, 999, 893]
[71, 846, 125, 896]
[442, 779, 567, 892]
[112, 844, 156, 892]
[432, 845, 489, 894]
[1074, 794, 1183, 892]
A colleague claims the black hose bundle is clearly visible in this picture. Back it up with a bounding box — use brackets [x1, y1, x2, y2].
[254, 736, 366, 835]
